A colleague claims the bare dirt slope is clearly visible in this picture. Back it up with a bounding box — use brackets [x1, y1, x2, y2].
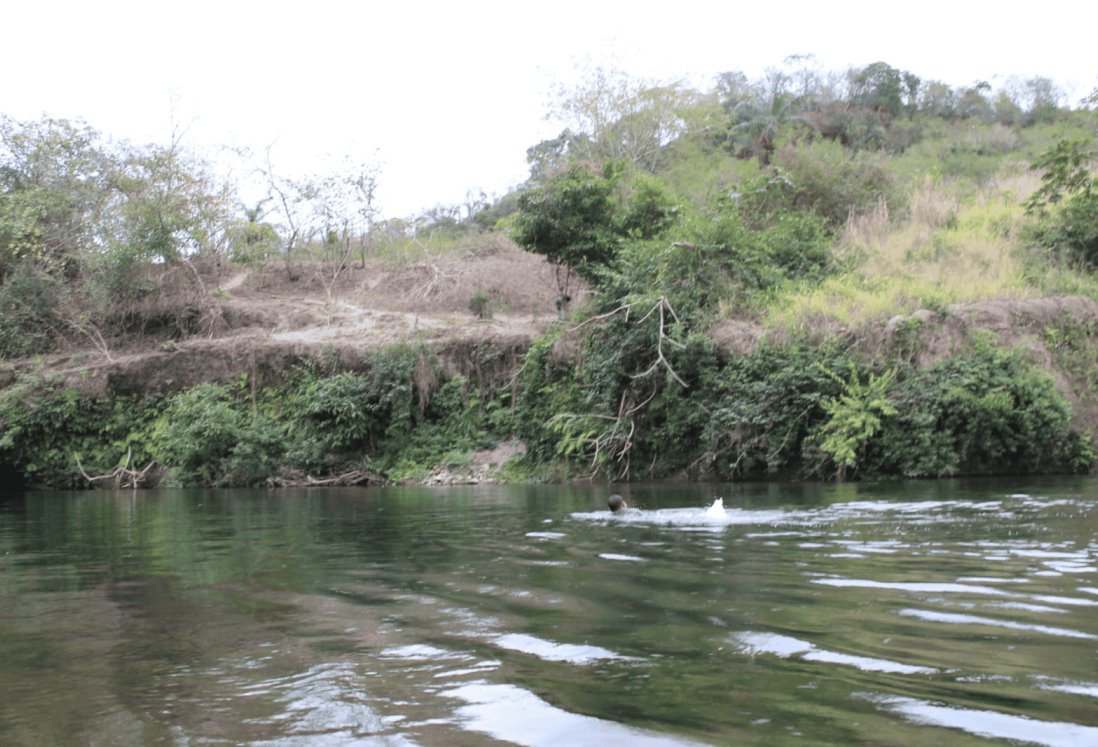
[3, 242, 589, 396]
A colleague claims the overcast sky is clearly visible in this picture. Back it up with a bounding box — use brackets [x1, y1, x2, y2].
[4, 1, 1096, 218]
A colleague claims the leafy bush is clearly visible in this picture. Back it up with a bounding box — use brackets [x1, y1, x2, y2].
[295, 371, 379, 454]
[384, 375, 512, 481]
[0, 384, 107, 486]
[284, 348, 421, 472]
[151, 383, 244, 485]
[0, 262, 63, 358]
[1025, 137, 1098, 267]
[870, 343, 1091, 476]
[699, 344, 854, 479]
[220, 415, 287, 486]
[618, 173, 679, 239]
[513, 331, 582, 464]
[807, 366, 898, 479]
[468, 290, 493, 319]
[770, 140, 898, 226]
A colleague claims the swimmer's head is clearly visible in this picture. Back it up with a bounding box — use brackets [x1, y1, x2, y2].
[608, 494, 628, 512]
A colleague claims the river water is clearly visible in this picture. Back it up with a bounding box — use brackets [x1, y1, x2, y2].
[1, 479, 1097, 745]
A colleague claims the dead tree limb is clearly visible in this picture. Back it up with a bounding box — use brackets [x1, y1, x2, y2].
[75, 448, 157, 489]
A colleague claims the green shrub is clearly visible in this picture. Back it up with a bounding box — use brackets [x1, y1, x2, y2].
[512, 163, 621, 285]
[619, 173, 679, 239]
[151, 383, 244, 485]
[1024, 137, 1098, 267]
[805, 366, 898, 480]
[770, 140, 898, 226]
[296, 372, 378, 453]
[382, 375, 512, 481]
[0, 384, 108, 486]
[870, 343, 1092, 477]
[513, 331, 582, 464]
[700, 344, 855, 479]
[0, 262, 63, 358]
[284, 348, 421, 472]
[220, 415, 287, 486]
[468, 290, 493, 319]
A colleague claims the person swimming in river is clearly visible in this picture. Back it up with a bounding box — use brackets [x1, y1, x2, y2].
[608, 494, 628, 512]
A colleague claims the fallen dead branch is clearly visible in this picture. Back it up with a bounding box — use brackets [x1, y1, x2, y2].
[75, 448, 157, 489]
[268, 468, 384, 487]
[570, 296, 688, 387]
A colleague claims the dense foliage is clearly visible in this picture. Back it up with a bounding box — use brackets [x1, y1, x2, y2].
[1025, 137, 1098, 267]
[0, 345, 516, 488]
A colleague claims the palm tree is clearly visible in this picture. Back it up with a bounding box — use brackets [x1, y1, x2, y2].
[728, 91, 808, 165]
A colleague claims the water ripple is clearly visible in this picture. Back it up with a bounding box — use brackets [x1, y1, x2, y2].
[444, 681, 708, 746]
[731, 632, 937, 675]
[897, 609, 1098, 640]
[868, 694, 1098, 747]
[493, 633, 637, 664]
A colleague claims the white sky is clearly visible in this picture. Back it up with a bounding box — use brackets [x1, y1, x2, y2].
[4, 1, 1096, 218]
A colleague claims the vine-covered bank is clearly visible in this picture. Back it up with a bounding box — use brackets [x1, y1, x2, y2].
[0, 317, 1092, 489]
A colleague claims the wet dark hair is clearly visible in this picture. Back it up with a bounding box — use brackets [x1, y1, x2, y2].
[607, 494, 627, 512]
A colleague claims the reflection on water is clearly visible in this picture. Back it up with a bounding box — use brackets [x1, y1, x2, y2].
[0, 479, 1096, 745]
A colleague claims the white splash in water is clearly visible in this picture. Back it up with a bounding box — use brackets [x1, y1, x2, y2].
[703, 498, 726, 519]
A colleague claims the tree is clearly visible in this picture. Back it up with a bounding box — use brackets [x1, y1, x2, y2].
[512, 163, 620, 293]
[110, 135, 233, 264]
[0, 115, 113, 280]
[526, 128, 588, 184]
[549, 65, 705, 172]
[919, 80, 957, 118]
[1020, 76, 1063, 123]
[728, 88, 806, 165]
[227, 199, 280, 263]
[849, 62, 917, 118]
[955, 81, 994, 121]
[1026, 138, 1098, 267]
[314, 158, 379, 266]
[260, 149, 320, 280]
[784, 54, 823, 109]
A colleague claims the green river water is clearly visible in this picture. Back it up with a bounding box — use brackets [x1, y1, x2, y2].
[1, 479, 1097, 745]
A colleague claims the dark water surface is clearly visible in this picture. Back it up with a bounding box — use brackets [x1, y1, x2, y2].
[1, 479, 1097, 745]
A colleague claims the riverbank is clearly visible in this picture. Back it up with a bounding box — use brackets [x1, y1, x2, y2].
[1, 248, 1096, 489]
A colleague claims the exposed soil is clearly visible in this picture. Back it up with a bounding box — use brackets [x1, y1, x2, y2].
[1, 242, 591, 396]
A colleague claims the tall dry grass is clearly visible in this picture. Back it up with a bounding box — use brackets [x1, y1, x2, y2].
[766, 174, 1044, 331]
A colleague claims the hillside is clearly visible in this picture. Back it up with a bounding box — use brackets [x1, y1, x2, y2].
[3, 62, 1098, 488]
